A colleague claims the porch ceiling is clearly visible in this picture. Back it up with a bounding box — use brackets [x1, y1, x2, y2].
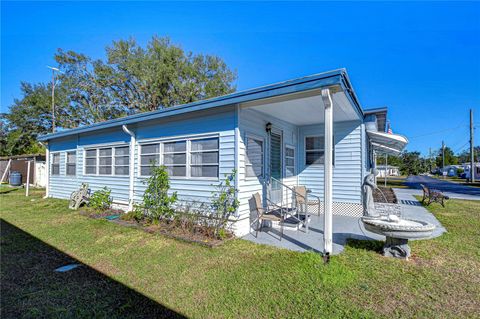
[239, 90, 361, 125]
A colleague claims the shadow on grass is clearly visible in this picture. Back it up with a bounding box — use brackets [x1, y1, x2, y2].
[0, 187, 20, 195]
[345, 238, 384, 253]
[0, 219, 186, 319]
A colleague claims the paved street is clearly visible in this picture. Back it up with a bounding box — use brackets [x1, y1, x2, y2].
[405, 175, 480, 199]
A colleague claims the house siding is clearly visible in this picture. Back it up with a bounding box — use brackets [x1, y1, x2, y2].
[298, 121, 363, 204]
[48, 128, 132, 202]
[48, 107, 236, 207]
[236, 108, 298, 234]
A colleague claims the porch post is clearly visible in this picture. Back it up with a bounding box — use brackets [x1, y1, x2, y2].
[321, 88, 333, 256]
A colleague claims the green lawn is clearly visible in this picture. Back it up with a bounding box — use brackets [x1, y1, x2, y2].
[1, 189, 479, 318]
[376, 176, 408, 188]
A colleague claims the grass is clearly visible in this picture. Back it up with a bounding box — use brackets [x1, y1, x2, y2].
[1, 189, 480, 318]
[376, 176, 408, 188]
[0, 184, 20, 194]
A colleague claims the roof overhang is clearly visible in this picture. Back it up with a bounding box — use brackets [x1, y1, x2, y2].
[367, 130, 408, 155]
[39, 68, 363, 141]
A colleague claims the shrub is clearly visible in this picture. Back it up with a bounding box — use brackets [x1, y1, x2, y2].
[210, 169, 239, 239]
[142, 165, 178, 221]
[89, 187, 113, 211]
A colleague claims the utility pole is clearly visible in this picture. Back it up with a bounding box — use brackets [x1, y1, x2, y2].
[429, 147, 432, 173]
[47, 66, 61, 133]
[442, 141, 445, 179]
[470, 109, 475, 183]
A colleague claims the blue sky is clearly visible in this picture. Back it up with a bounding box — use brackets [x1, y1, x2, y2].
[1, 1, 479, 156]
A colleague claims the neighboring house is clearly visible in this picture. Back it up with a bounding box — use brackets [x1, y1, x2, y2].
[376, 165, 400, 177]
[442, 165, 461, 177]
[38, 69, 408, 239]
[462, 163, 480, 180]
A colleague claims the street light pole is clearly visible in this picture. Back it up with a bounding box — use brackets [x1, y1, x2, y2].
[47, 66, 61, 133]
[470, 109, 475, 183]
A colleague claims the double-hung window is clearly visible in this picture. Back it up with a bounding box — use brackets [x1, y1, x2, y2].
[163, 141, 187, 177]
[99, 148, 113, 175]
[140, 136, 220, 178]
[66, 151, 76, 176]
[285, 146, 295, 177]
[51, 153, 60, 175]
[140, 144, 160, 176]
[305, 136, 324, 165]
[190, 138, 219, 178]
[85, 149, 97, 174]
[114, 146, 130, 175]
[84, 145, 129, 176]
[246, 136, 264, 178]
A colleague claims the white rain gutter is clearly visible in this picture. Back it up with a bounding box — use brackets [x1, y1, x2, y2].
[122, 125, 136, 211]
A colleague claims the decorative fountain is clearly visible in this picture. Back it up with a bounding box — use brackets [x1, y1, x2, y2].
[361, 169, 435, 259]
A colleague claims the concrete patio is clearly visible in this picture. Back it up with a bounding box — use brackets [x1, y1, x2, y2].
[242, 188, 446, 255]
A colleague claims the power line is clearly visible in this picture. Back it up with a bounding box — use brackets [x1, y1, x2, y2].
[409, 124, 468, 139]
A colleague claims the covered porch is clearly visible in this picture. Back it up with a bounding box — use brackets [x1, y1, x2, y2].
[236, 79, 364, 255]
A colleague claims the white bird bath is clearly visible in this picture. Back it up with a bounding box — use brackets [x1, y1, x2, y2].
[361, 215, 436, 259]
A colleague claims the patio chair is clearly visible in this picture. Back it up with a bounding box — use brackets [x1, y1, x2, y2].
[293, 186, 321, 216]
[249, 192, 285, 240]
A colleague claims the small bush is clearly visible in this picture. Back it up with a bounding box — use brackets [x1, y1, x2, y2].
[210, 169, 239, 239]
[141, 165, 178, 221]
[89, 187, 113, 211]
[120, 209, 143, 222]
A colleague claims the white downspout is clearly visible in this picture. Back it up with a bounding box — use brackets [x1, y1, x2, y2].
[321, 88, 333, 258]
[122, 125, 136, 211]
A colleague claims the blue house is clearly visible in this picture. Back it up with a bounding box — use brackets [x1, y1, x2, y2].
[39, 69, 407, 254]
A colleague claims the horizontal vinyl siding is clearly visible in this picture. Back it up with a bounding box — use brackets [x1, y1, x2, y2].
[298, 120, 363, 204]
[133, 107, 236, 204]
[49, 150, 79, 199]
[76, 149, 130, 202]
[48, 107, 236, 206]
[237, 108, 298, 218]
[133, 130, 235, 203]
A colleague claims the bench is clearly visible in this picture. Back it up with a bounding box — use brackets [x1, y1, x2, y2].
[420, 184, 449, 207]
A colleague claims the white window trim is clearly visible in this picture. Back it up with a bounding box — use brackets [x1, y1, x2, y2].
[137, 134, 220, 180]
[163, 140, 188, 178]
[51, 152, 61, 176]
[83, 143, 130, 177]
[305, 135, 324, 166]
[245, 133, 265, 180]
[65, 150, 77, 176]
[139, 143, 161, 177]
[285, 144, 296, 177]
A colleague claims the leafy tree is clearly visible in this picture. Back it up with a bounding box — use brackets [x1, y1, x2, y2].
[3, 36, 237, 155]
[435, 146, 458, 167]
[457, 146, 480, 163]
[0, 82, 68, 156]
[55, 36, 237, 122]
[398, 151, 428, 176]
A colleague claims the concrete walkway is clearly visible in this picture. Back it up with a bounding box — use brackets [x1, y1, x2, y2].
[405, 175, 480, 200]
[393, 188, 446, 238]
